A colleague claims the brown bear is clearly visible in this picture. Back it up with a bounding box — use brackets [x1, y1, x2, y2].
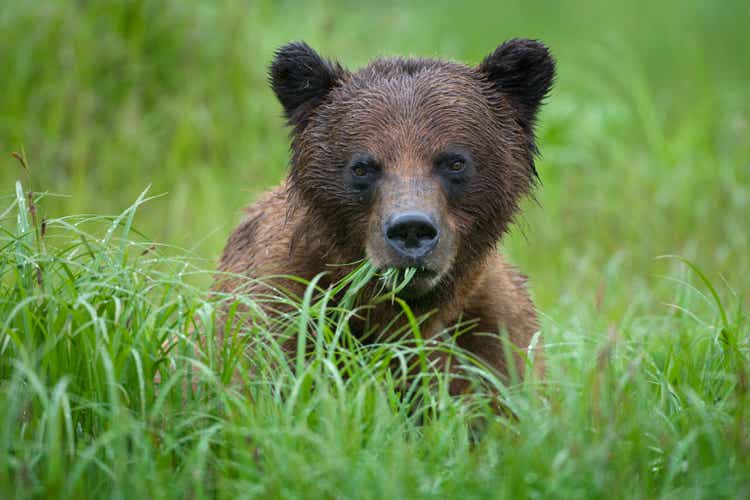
[216, 39, 555, 393]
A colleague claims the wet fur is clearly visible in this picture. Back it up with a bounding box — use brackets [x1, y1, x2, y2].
[217, 40, 555, 389]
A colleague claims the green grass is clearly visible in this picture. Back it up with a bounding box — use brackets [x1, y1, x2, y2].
[2, 179, 748, 499]
[1, 0, 749, 498]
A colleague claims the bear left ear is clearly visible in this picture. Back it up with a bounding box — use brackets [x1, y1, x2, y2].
[477, 39, 556, 134]
[269, 42, 348, 130]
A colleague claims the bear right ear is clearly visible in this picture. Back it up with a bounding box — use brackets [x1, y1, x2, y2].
[269, 42, 347, 129]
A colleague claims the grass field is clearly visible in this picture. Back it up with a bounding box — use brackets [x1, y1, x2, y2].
[1, 0, 749, 498]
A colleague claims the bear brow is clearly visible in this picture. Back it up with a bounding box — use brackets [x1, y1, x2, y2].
[347, 152, 380, 168]
[433, 147, 471, 164]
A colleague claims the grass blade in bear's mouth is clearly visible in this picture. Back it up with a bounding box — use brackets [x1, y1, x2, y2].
[378, 267, 418, 296]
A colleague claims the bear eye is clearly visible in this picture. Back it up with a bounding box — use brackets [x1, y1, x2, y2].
[352, 164, 369, 177]
[435, 152, 469, 175]
[447, 159, 465, 172]
[350, 160, 378, 179]
[347, 154, 381, 193]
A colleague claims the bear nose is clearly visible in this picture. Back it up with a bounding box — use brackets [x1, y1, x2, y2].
[384, 211, 439, 261]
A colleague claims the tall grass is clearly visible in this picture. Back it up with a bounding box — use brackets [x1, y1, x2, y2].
[1, 179, 748, 498]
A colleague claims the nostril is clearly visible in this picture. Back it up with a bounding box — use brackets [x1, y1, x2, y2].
[391, 223, 433, 248]
[386, 223, 410, 242]
[387, 221, 436, 247]
[415, 223, 437, 241]
[399, 221, 437, 248]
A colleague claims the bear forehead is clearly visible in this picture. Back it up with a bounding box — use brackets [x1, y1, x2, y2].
[317, 58, 506, 160]
[341, 57, 490, 110]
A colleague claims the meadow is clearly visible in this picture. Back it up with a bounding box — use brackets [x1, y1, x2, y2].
[1, 0, 748, 498]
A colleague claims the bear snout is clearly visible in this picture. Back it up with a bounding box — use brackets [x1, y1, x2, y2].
[383, 211, 440, 264]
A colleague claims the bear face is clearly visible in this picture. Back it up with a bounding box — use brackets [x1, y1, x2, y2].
[269, 40, 554, 300]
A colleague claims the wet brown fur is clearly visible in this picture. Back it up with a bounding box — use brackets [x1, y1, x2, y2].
[216, 40, 555, 392]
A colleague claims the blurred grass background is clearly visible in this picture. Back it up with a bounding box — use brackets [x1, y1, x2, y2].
[1, 0, 748, 309]
[1, 1, 749, 497]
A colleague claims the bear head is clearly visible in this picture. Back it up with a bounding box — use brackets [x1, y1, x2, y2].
[269, 40, 555, 300]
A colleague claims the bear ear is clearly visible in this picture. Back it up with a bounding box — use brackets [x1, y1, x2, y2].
[269, 42, 348, 129]
[477, 39, 556, 133]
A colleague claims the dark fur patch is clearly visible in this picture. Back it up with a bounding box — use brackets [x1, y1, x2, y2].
[268, 42, 348, 131]
[477, 38, 556, 135]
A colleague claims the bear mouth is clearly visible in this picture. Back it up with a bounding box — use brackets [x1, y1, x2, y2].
[378, 266, 440, 299]
[380, 266, 437, 280]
